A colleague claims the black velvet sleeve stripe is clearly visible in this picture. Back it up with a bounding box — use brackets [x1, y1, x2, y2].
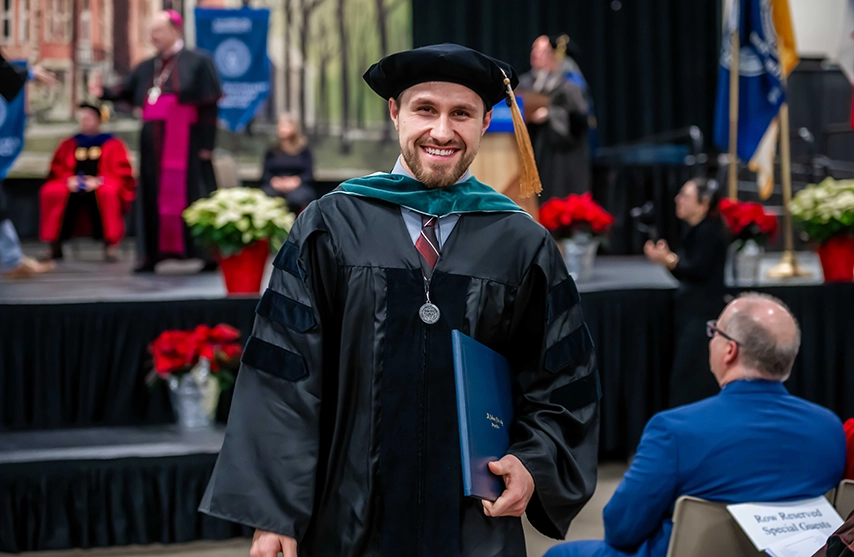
[547, 278, 580, 324]
[273, 241, 301, 277]
[241, 337, 309, 382]
[544, 323, 594, 374]
[550, 372, 601, 412]
[256, 289, 316, 333]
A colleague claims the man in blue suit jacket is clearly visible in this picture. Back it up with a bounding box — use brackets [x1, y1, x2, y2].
[546, 293, 845, 557]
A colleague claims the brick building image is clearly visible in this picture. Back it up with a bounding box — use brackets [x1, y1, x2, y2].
[1, 0, 159, 119]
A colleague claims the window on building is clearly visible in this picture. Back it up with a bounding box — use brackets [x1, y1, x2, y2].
[18, 0, 27, 45]
[79, 9, 90, 42]
[1, 0, 13, 45]
[46, 0, 71, 43]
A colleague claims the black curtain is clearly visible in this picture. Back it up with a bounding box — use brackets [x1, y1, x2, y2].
[581, 288, 675, 458]
[412, 0, 721, 147]
[592, 163, 695, 255]
[0, 454, 251, 553]
[0, 299, 258, 431]
[4, 285, 852, 458]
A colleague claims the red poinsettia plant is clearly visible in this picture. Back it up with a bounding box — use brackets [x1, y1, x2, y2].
[147, 324, 242, 387]
[719, 199, 779, 249]
[539, 192, 614, 240]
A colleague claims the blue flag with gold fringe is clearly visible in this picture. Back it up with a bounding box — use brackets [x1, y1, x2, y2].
[0, 61, 27, 180]
[713, 0, 785, 162]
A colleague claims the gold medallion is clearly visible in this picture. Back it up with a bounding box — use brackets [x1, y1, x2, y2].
[89, 146, 101, 160]
[75, 147, 88, 161]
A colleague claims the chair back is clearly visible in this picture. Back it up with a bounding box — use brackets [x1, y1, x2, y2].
[835, 479, 854, 519]
[665, 496, 764, 557]
[212, 152, 240, 189]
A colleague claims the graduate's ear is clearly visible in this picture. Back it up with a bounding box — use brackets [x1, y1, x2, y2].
[388, 97, 401, 131]
[481, 108, 493, 136]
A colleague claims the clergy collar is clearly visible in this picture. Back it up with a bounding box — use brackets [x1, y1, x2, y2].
[162, 39, 184, 61]
[390, 156, 472, 185]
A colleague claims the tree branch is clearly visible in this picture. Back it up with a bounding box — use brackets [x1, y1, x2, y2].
[306, 0, 325, 14]
[388, 0, 406, 15]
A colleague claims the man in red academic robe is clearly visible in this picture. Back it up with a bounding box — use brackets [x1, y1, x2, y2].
[92, 9, 222, 272]
[39, 103, 135, 262]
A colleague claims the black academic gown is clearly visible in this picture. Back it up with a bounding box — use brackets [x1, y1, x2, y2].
[200, 191, 600, 556]
[101, 48, 221, 262]
[668, 216, 728, 407]
[519, 70, 590, 200]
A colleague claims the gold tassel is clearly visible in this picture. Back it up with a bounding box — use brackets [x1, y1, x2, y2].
[501, 70, 542, 198]
[555, 34, 570, 63]
[100, 105, 111, 123]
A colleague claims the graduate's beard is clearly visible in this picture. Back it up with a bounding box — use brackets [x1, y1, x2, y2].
[402, 139, 477, 189]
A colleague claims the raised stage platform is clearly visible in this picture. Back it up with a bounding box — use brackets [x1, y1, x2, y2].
[0, 250, 850, 552]
[0, 426, 250, 553]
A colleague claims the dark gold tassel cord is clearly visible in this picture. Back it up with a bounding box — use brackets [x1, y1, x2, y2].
[502, 69, 542, 198]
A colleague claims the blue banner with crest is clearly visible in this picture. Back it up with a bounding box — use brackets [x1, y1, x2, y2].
[195, 7, 270, 132]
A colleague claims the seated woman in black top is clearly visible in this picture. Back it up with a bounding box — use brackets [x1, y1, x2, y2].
[260, 114, 316, 212]
[644, 177, 728, 407]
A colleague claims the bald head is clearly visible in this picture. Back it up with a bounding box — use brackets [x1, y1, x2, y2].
[530, 36, 557, 72]
[150, 11, 182, 55]
[720, 293, 800, 379]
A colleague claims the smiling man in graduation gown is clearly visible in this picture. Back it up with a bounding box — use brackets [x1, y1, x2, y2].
[95, 10, 221, 272]
[39, 102, 135, 262]
[200, 44, 600, 557]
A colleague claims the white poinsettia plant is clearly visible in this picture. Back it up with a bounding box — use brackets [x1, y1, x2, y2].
[183, 187, 296, 256]
[790, 178, 854, 245]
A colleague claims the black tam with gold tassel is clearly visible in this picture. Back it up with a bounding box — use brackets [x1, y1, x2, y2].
[363, 43, 542, 197]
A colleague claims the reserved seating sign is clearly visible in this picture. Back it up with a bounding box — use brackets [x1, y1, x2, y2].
[727, 496, 842, 552]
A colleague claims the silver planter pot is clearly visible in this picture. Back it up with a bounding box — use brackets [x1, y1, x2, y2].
[728, 239, 764, 286]
[560, 235, 600, 282]
[167, 359, 220, 429]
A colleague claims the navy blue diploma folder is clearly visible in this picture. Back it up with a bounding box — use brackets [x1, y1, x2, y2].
[451, 330, 515, 502]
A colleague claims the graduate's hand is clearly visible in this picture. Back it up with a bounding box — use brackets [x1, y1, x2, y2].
[482, 454, 535, 518]
[250, 529, 297, 557]
[281, 176, 301, 191]
[271, 176, 300, 193]
[84, 176, 101, 191]
[199, 149, 213, 160]
[66, 176, 78, 192]
[531, 107, 549, 124]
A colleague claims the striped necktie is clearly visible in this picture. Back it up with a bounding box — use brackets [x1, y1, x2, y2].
[415, 216, 440, 269]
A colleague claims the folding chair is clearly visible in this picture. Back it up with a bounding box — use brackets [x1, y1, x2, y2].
[835, 479, 854, 519]
[665, 496, 764, 557]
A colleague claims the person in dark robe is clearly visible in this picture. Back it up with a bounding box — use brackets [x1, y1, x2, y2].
[39, 103, 135, 262]
[519, 35, 591, 200]
[559, 38, 599, 156]
[200, 44, 600, 557]
[0, 50, 57, 279]
[644, 177, 728, 407]
[93, 9, 222, 272]
[259, 113, 316, 213]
